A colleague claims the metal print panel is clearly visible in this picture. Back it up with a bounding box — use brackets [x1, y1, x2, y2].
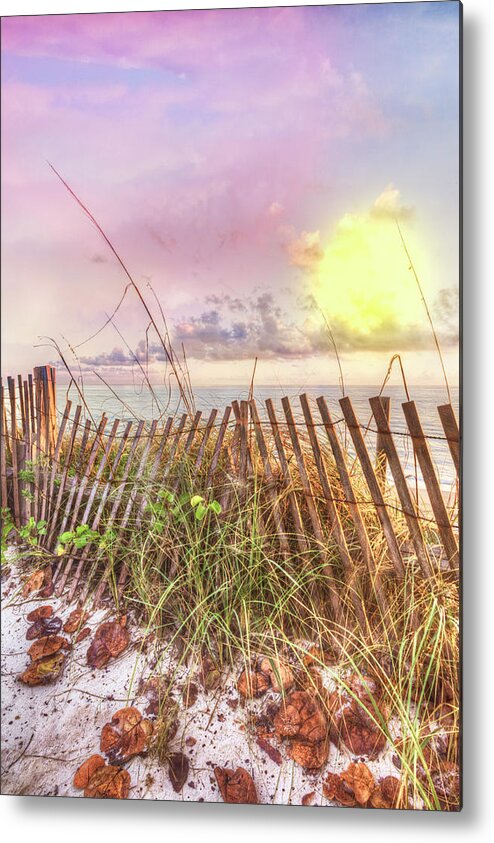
[0, 2, 461, 810]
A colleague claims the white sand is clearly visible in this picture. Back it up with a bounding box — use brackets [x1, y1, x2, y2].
[1, 561, 400, 805]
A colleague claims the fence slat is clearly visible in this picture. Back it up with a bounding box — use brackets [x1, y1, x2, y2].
[265, 398, 309, 556]
[170, 410, 202, 493]
[375, 396, 390, 489]
[163, 414, 188, 479]
[46, 405, 83, 549]
[249, 399, 291, 558]
[281, 396, 343, 623]
[194, 409, 218, 470]
[0, 384, 8, 510]
[77, 421, 134, 603]
[58, 418, 121, 596]
[17, 374, 27, 438]
[27, 374, 35, 435]
[92, 420, 146, 604]
[56, 415, 108, 553]
[206, 406, 232, 487]
[300, 394, 372, 631]
[134, 416, 174, 528]
[438, 403, 460, 477]
[367, 396, 433, 578]
[7, 377, 20, 526]
[42, 401, 73, 531]
[402, 400, 459, 571]
[320, 396, 405, 580]
[116, 420, 159, 594]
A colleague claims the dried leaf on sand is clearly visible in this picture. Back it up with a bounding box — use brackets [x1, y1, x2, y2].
[323, 772, 357, 807]
[73, 755, 106, 789]
[26, 605, 53, 623]
[198, 655, 221, 691]
[100, 706, 153, 762]
[168, 752, 189, 793]
[84, 764, 131, 799]
[28, 634, 70, 661]
[182, 682, 198, 709]
[75, 627, 91, 643]
[87, 619, 129, 669]
[26, 615, 62, 641]
[18, 652, 65, 686]
[341, 762, 375, 805]
[237, 666, 270, 699]
[64, 608, 89, 634]
[214, 766, 258, 804]
[328, 677, 387, 759]
[370, 776, 401, 809]
[258, 657, 294, 693]
[274, 690, 328, 769]
[22, 570, 45, 598]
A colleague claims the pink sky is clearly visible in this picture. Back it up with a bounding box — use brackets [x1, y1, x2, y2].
[1, 4, 460, 387]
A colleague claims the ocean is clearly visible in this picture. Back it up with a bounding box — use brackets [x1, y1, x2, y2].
[55, 383, 460, 490]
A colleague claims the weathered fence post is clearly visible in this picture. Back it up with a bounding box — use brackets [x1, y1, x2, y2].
[375, 396, 390, 489]
[33, 365, 57, 459]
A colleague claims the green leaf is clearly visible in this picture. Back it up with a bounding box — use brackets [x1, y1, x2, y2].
[190, 495, 205, 508]
[209, 500, 222, 515]
[194, 503, 207, 521]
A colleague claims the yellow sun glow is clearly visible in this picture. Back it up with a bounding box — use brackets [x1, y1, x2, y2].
[313, 212, 426, 334]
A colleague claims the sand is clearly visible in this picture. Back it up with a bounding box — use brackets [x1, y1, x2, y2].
[1, 560, 401, 805]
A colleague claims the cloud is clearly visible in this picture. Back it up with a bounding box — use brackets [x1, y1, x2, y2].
[267, 201, 284, 217]
[286, 230, 324, 273]
[78, 347, 133, 367]
[370, 184, 415, 221]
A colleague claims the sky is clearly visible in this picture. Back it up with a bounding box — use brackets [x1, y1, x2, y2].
[1, 2, 460, 388]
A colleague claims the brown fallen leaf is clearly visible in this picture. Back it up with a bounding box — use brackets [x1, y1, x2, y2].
[26, 605, 53, 623]
[100, 706, 153, 762]
[38, 566, 54, 599]
[28, 634, 71, 662]
[84, 764, 130, 799]
[370, 776, 401, 809]
[301, 791, 315, 806]
[256, 736, 282, 765]
[258, 657, 294, 693]
[289, 738, 328, 770]
[328, 684, 387, 759]
[214, 766, 258, 805]
[26, 615, 63, 641]
[73, 755, 106, 789]
[274, 691, 327, 743]
[18, 652, 65, 686]
[342, 762, 375, 805]
[22, 569, 45, 598]
[199, 655, 221, 690]
[75, 627, 91, 644]
[323, 772, 357, 807]
[274, 690, 329, 770]
[237, 666, 270, 699]
[87, 619, 129, 668]
[303, 645, 323, 668]
[168, 752, 189, 793]
[64, 608, 88, 634]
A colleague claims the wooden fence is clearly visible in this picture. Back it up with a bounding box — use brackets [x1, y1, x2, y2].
[1, 366, 460, 607]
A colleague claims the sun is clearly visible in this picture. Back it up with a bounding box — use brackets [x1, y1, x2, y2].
[313, 211, 426, 336]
